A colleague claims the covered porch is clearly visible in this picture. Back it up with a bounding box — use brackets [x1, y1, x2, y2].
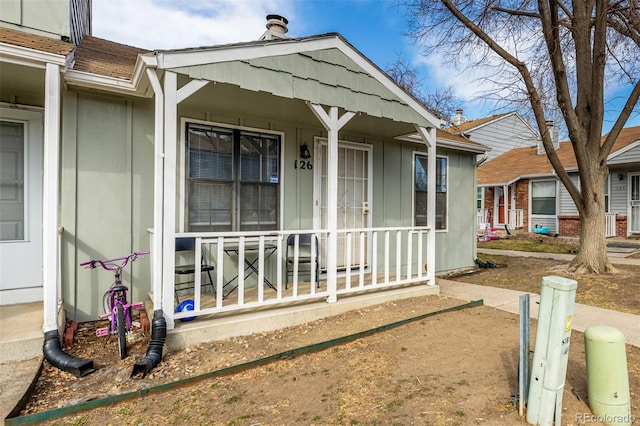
[139, 35, 442, 329]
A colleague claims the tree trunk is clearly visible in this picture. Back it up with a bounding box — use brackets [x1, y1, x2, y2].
[569, 202, 614, 274]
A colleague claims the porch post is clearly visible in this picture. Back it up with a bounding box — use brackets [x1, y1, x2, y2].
[416, 126, 437, 285]
[307, 103, 355, 303]
[503, 184, 509, 228]
[146, 68, 164, 311]
[43, 63, 61, 332]
[162, 71, 177, 329]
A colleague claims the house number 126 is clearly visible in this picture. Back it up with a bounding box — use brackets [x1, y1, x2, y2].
[294, 160, 313, 170]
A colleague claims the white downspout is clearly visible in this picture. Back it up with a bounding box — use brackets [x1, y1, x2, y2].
[146, 68, 164, 311]
[307, 103, 355, 303]
[43, 63, 61, 333]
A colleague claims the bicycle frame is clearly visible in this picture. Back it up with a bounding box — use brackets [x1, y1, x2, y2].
[81, 252, 148, 358]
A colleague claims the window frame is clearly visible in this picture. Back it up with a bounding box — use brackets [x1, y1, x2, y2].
[413, 152, 448, 231]
[530, 179, 557, 216]
[180, 118, 284, 233]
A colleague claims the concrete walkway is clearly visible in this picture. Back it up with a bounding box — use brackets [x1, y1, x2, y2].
[2, 248, 639, 424]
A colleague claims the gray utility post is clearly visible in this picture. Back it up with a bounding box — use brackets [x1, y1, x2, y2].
[526, 275, 577, 426]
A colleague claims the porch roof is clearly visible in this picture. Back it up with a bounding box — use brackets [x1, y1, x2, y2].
[142, 33, 443, 130]
[0, 27, 74, 56]
[479, 125, 640, 186]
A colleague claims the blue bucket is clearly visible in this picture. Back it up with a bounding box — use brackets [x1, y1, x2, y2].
[175, 299, 196, 322]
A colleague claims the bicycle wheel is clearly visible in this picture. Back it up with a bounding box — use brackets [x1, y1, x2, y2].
[116, 304, 127, 359]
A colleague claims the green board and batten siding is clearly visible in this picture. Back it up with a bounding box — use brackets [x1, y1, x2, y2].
[60, 91, 154, 321]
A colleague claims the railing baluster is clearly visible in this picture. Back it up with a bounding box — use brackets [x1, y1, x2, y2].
[359, 231, 365, 287]
[406, 231, 412, 280]
[417, 230, 423, 279]
[372, 230, 378, 286]
[396, 230, 402, 282]
[216, 236, 224, 309]
[384, 230, 390, 284]
[276, 234, 283, 299]
[238, 236, 245, 305]
[345, 232, 352, 289]
[257, 236, 265, 302]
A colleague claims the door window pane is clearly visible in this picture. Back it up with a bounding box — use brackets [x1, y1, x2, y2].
[0, 121, 25, 241]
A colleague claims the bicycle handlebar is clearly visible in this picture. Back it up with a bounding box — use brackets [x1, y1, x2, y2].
[81, 251, 149, 271]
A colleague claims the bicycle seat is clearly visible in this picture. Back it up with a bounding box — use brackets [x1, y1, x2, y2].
[111, 284, 128, 293]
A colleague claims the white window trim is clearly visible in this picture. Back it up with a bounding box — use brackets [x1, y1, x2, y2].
[179, 117, 285, 232]
[528, 179, 559, 230]
[413, 151, 448, 232]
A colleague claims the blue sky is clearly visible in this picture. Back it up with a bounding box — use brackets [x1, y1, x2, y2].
[92, 0, 638, 132]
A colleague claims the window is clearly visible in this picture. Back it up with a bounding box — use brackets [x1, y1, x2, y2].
[476, 187, 483, 210]
[186, 123, 280, 232]
[414, 154, 447, 230]
[531, 180, 556, 215]
[0, 121, 25, 241]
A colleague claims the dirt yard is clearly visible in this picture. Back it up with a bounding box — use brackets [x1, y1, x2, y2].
[18, 256, 640, 425]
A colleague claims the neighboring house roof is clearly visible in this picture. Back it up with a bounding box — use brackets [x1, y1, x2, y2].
[479, 125, 640, 185]
[446, 112, 511, 135]
[73, 36, 149, 79]
[0, 27, 74, 56]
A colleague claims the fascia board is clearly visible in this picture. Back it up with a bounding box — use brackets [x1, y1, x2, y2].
[395, 132, 488, 154]
[607, 139, 640, 161]
[154, 37, 340, 69]
[64, 69, 151, 98]
[0, 42, 69, 68]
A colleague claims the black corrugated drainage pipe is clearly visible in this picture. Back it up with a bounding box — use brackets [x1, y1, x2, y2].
[131, 309, 166, 378]
[42, 330, 94, 378]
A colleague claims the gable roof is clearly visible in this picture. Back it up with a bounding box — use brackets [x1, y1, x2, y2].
[446, 112, 511, 134]
[479, 125, 640, 185]
[143, 33, 442, 128]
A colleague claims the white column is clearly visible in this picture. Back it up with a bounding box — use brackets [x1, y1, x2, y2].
[43, 63, 61, 332]
[146, 68, 164, 311]
[307, 103, 355, 303]
[162, 71, 177, 329]
[503, 184, 509, 227]
[416, 126, 437, 285]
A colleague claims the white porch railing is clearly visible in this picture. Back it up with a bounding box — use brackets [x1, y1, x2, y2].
[477, 209, 489, 228]
[163, 227, 431, 321]
[605, 213, 617, 237]
[508, 209, 524, 229]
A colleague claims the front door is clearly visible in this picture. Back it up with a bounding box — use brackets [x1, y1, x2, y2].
[497, 186, 512, 224]
[0, 109, 44, 305]
[630, 173, 640, 234]
[316, 139, 372, 270]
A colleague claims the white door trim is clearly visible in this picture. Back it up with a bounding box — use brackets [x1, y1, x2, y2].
[628, 172, 640, 234]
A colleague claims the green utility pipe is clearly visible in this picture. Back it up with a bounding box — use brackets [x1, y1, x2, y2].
[7, 299, 483, 425]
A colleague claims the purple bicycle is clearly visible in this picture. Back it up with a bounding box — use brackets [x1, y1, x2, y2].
[81, 252, 149, 359]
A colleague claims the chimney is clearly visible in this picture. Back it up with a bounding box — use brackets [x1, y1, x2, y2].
[451, 109, 467, 126]
[538, 120, 559, 154]
[259, 14, 289, 40]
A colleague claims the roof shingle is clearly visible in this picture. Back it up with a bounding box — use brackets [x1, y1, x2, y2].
[478, 126, 640, 185]
[73, 36, 149, 79]
[0, 27, 74, 56]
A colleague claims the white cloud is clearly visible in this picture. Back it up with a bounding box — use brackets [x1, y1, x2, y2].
[92, 0, 295, 50]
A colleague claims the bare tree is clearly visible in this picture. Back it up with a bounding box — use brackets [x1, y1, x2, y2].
[386, 57, 462, 121]
[405, 0, 640, 273]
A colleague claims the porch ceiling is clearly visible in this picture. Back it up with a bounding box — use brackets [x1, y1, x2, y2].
[0, 61, 45, 103]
